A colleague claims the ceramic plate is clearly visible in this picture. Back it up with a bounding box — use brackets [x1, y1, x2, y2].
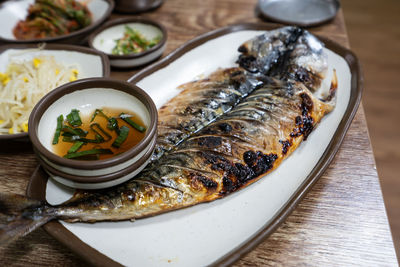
[0, 44, 110, 141]
[0, 0, 114, 44]
[27, 24, 362, 266]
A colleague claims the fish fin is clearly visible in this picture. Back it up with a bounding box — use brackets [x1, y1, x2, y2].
[0, 193, 53, 245]
[0, 215, 51, 245]
[321, 69, 338, 105]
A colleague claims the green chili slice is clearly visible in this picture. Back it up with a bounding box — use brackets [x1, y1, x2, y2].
[67, 141, 84, 154]
[66, 109, 82, 127]
[112, 126, 129, 148]
[90, 123, 111, 142]
[120, 113, 146, 133]
[64, 148, 113, 159]
[52, 115, 64, 145]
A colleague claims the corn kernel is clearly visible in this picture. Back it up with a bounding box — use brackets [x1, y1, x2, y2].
[21, 122, 28, 132]
[8, 128, 14, 134]
[0, 120, 4, 124]
[2, 76, 10, 85]
[23, 77, 29, 83]
[69, 75, 77, 82]
[33, 58, 42, 68]
[55, 69, 60, 75]
[72, 69, 79, 76]
[0, 72, 6, 80]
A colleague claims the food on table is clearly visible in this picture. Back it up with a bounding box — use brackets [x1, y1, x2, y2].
[0, 26, 337, 244]
[111, 25, 161, 55]
[13, 0, 92, 40]
[0, 55, 80, 135]
[52, 108, 147, 160]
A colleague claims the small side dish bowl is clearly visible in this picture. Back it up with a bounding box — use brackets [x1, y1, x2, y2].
[0, 43, 110, 142]
[28, 78, 158, 189]
[88, 17, 167, 68]
[0, 0, 114, 44]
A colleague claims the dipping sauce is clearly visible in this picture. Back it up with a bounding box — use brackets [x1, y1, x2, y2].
[52, 107, 146, 160]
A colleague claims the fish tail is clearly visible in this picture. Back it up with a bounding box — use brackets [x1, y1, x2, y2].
[0, 193, 54, 245]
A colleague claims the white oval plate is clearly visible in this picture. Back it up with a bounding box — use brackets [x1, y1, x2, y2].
[30, 24, 361, 266]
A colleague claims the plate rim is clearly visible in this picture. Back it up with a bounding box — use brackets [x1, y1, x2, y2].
[26, 23, 363, 267]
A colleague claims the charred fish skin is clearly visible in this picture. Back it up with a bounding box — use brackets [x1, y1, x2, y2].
[238, 27, 328, 92]
[44, 79, 335, 223]
[152, 67, 268, 161]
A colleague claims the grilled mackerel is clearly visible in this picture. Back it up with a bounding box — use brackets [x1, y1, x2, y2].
[0, 26, 336, 244]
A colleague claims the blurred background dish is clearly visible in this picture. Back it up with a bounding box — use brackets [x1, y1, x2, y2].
[0, 44, 110, 141]
[0, 0, 114, 44]
[89, 17, 167, 68]
[114, 0, 163, 13]
[258, 0, 340, 27]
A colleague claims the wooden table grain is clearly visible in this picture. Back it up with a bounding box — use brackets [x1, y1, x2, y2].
[0, 0, 398, 266]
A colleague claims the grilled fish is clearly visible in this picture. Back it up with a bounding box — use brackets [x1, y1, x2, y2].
[153, 26, 328, 161]
[152, 67, 266, 161]
[0, 26, 336, 244]
[237, 26, 328, 92]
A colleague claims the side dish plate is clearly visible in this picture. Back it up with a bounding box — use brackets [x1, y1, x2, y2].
[0, 44, 110, 141]
[27, 24, 362, 266]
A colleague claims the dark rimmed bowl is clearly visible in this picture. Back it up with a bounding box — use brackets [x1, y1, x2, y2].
[0, 0, 114, 44]
[114, 0, 163, 13]
[28, 78, 158, 189]
[0, 43, 110, 142]
[88, 17, 167, 68]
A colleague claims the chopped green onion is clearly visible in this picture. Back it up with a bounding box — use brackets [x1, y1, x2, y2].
[107, 117, 119, 132]
[90, 109, 109, 122]
[62, 136, 105, 143]
[52, 115, 64, 145]
[112, 126, 129, 148]
[120, 113, 146, 133]
[61, 125, 87, 137]
[66, 109, 82, 127]
[90, 123, 111, 142]
[67, 141, 84, 154]
[64, 148, 113, 159]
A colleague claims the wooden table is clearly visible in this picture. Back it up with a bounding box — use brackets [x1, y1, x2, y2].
[0, 0, 398, 266]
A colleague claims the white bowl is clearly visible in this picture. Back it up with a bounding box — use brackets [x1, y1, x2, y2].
[89, 18, 167, 68]
[28, 78, 158, 189]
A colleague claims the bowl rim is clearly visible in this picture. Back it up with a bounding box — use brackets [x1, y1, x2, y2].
[0, 0, 115, 44]
[88, 17, 168, 60]
[34, 134, 156, 183]
[0, 43, 111, 141]
[28, 77, 158, 170]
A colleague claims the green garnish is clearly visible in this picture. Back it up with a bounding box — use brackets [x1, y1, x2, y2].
[66, 109, 82, 127]
[52, 115, 64, 145]
[91, 109, 119, 133]
[120, 113, 146, 133]
[64, 148, 113, 159]
[62, 136, 105, 143]
[111, 25, 161, 56]
[90, 123, 111, 142]
[112, 126, 129, 148]
[61, 125, 87, 137]
[67, 141, 84, 153]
